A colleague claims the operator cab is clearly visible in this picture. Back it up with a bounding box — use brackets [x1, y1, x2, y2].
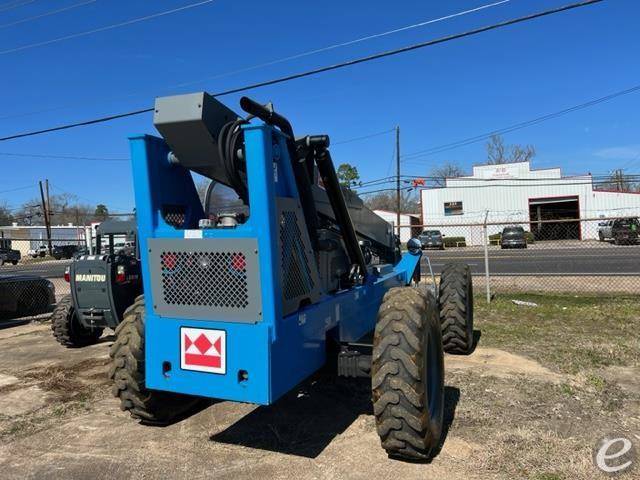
[68, 219, 142, 329]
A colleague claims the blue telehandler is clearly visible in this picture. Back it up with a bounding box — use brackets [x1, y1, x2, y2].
[109, 92, 474, 460]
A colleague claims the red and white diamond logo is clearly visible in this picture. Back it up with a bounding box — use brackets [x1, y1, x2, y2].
[180, 327, 226, 374]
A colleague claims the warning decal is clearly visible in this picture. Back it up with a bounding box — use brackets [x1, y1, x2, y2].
[180, 327, 226, 374]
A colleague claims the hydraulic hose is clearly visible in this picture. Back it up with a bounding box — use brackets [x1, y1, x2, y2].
[217, 119, 248, 203]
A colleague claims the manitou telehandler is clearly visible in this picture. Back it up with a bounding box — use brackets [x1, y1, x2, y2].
[109, 92, 473, 460]
[52, 219, 141, 347]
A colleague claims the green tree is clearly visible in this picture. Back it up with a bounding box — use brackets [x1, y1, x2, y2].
[336, 163, 361, 189]
[94, 204, 109, 221]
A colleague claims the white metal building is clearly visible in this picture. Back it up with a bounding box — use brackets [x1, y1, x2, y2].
[373, 210, 421, 244]
[420, 161, 640, 245]
[0, 224, 88, 256]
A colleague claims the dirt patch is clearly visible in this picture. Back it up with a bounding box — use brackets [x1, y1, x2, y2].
[0, 342, 110, 441]
[0, 386, 51, 417]
[0, 294, 639, 479]
[446, 347, 563, 383]
[22, 357, 110, 403]
[601, 366, 640, 396]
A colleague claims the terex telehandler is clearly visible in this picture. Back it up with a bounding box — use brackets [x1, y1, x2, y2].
[109, 93, 473, 460]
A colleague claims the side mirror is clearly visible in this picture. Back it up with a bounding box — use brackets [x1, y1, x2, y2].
[441, 234, 446, 237]
[407, 238, 422, 255]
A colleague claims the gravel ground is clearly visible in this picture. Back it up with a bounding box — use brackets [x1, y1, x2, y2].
[0, 293, 638, 479]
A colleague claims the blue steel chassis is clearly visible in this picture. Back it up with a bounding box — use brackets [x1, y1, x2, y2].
[129, 123, 421, 405]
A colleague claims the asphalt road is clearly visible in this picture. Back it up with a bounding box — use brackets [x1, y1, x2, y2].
[1, 245, 638, 279]
[420, 245, 640, 276]
[0, 259, 71, 278]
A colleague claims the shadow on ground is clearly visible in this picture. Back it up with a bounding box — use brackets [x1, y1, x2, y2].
[469, 329, 482, 354]
[210, 373, 460, 459]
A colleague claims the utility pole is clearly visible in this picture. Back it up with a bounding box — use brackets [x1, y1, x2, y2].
[46, 179, 53, 252]
[483, 210, 491, 304]
[39, 180, 52, 255]
[395, 125, 401, 237]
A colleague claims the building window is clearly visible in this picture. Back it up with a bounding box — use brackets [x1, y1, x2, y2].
[444, 201, 463, 216]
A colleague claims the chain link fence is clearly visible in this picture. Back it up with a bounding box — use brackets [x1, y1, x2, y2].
[0, 234, 89, 320]
[405, 214, 640, 299]
[2, 211, 639, 321]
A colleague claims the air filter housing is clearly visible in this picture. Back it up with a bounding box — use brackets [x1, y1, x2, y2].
[153, 92, 240, 186]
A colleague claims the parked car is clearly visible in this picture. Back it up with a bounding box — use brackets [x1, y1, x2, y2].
[74, 246, 89, 258]
[28, 245, 48, 258]
[0, 274, 55, 319]
[500, 226, 527, 249]
[611, 217, 639, 245]
[418, 230, 444, 250]
[52, 244, 79, 260]
[0, 239, 21, 266]
[598, 220, 614, 242]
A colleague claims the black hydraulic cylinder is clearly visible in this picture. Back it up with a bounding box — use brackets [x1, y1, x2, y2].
[315, 148, 368, 282]
[239, 96, 320, 250]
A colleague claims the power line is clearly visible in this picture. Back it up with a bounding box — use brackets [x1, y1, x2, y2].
[0, 185, 35, 194]
[358, 177, 640, 196]
[332, 129, 395, 146]
[402, 83, 640, 161]
[49, 183, 132, 212]
[0, 0, 605, 143]
[0, 129, 392, 161]
[0, 151, 127, 161]
[0, 0, 96, 30]
[0, 0, 514, 122]
[361, 172, 640, 183]
[0, 0, 37, 14]
[0, 0, 217, 55]
[159, 0, 513, 91]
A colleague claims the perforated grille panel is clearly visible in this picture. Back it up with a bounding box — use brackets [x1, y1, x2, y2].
[280, 211, 314, 301]
[160, 251, 248, 308]
[162, 205, 186, 229]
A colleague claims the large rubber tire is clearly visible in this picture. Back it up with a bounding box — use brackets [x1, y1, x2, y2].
[51, 295, 103, 347]
[109, 295, 200, 423]
[439, 264, 474, 355]
[372, 287, 444, 461]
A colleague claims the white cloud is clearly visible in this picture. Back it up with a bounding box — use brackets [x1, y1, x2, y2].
[593, 145, 640, 160]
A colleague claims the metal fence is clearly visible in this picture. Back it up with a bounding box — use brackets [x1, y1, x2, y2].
[403, 214, 640, 299]
[1, 213, 639, 321]
[0, 235, 88, 320]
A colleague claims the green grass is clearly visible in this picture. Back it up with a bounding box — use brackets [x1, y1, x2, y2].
[531, 474, 564, 480]
[475, 293, 640, 374]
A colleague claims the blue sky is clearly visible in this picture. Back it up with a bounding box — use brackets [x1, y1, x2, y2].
[0, 0, 638, 213]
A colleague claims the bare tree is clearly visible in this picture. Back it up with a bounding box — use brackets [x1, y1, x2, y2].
[596, 169, 640, 192]
[0, 203, 14, 226]
[486, 134, 535, 164]
[364, 191, 420, 214]
[15, 193, 96, 226]
[429, 162, 464, 187]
